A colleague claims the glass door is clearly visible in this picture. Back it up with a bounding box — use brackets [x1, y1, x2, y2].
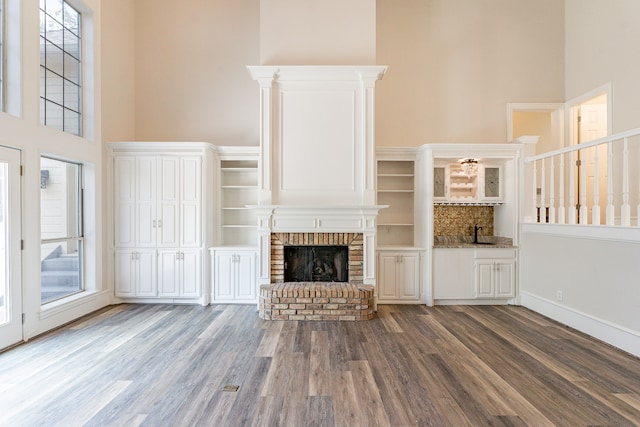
[0, 146, 22, 350]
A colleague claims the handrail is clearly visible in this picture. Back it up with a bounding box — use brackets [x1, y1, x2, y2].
[525, 127, 640, 162]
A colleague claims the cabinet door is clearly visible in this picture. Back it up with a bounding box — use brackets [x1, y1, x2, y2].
[136, 250, 157, 297]
[398, 253, 420, 300]
[213, 252, 235, 301]
[481, 166, 502, 201]
[180, 156, 202, 247]
[157, 157, 180, 248]
[235, 252, 257, 300]
[114, 250, 136, 297]
[136, 157, 157, 247]
[475, 260, 495, 298]
[377, 253, 399, 300]
[157, 250, 180, 297]
[433, 167, 446, 199]
[114, 158, 136, 247]
[495, 260, 515, 298]
[180, 249, 201, 298]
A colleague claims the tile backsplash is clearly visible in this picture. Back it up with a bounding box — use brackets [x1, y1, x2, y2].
[434, 205, 494, 236]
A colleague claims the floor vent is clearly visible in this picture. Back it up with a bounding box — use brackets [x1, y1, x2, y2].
[222, 385, 240, 392]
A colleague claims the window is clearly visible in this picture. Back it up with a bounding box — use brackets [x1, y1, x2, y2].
[40, 157, 83, 304]
[39, 0, 82, 135]
[0, 0, 4, 111]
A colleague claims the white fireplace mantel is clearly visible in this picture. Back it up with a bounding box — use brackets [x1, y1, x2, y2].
[250, 205, 387, 233]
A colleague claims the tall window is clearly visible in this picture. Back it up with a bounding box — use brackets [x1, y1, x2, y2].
[40, 157, 84, 304]
[39, 0, 82, 136]
[0, 0, 4, 111]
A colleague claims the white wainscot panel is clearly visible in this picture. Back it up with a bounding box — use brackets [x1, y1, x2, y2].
[279, 90, 357, 192]
[318, 218, 362, 230]
[272, 216, 317, 231]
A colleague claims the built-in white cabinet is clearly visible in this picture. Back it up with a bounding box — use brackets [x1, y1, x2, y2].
[474, 249, 516, 298]
[433, 162, 503, 204]
[433, 247, 516, 302]
[211, 247, 257, 303]
[111, 144, 207, 301]
[377, 250, 421, 303]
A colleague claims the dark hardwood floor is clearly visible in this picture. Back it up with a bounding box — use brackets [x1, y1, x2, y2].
[1, 303, 639, 426]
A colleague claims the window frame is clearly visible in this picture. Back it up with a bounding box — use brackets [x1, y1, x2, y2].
[39, 0, 83, 136]
[40, 156, 85, 305]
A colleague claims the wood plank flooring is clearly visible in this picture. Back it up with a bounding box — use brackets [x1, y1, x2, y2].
[1, 304, 639, 426]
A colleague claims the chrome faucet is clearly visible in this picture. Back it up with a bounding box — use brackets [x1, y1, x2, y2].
[473, 224, 482, 243]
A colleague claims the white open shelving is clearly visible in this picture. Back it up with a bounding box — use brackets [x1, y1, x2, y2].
[376, 160, 415, 247]
[219, 159, 258, 246]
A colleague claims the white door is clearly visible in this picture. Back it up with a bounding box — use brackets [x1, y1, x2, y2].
[157, 157, 180, 248]
[377, 253, 399, 301]
[158, 250, 180, 297]
[180, 249, 201, 298]
[214, 251, 235, 301]
[0, 147, 22, 350]
[398, 253, 420, 300]
[235, 251, 256, 300]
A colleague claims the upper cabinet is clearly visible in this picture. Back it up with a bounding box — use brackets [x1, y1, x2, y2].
[434, 161, 502, 205]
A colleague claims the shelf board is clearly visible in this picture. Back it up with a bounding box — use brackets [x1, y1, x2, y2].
[377, 189, 414, 193]
[378, 173, 414, 177]
[221, 224, 257, 228]
[221, 185, 258, 189]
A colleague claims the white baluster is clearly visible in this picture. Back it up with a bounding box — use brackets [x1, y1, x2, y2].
[568, 151, 576, 224]
[549, 156, 556, 224]
[532, 160, 538, 222]
[622, 137, 631, 226]
[540, 158, 547, 223]
[606, 141, 615, 225]
[558, 153, 565, 224]
[592, 146, 600, 225]
[579, 148, 588, 224]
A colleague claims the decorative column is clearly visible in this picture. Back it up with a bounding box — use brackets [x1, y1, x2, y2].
[246, 66, 275, 205]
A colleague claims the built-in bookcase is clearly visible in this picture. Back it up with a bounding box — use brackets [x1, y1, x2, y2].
[376, 160, 415, 247]
[220, 159, 258, 246]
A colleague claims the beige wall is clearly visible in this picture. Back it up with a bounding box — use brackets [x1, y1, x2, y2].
[565, 0, 640, 133]
[101, 0, 136, 142]
[513, 111, 553, 155]
[376, 0, 565, 147]
[133, 0, 260, 145]
[259, 0, 376, 65]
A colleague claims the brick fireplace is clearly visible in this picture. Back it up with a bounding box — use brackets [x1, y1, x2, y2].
[259, 232, 374, 321]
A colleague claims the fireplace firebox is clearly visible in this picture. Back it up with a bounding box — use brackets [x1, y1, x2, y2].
[284, 245, 348, 282]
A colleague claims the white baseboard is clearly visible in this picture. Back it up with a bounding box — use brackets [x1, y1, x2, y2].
[521, 291, 640, 358]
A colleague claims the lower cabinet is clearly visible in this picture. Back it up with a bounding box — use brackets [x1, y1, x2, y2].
[115, 248, 201, 299]
[115, 249, 157, 298]
[433, 247, 517, 302]
[158, 249, 202, 298]
[211, 247, 257, 303]
[377, 250, 422, 303]
[475, 250, 516, 298]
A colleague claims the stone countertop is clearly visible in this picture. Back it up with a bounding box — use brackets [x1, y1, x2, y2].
[433, 236, 515, 248]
